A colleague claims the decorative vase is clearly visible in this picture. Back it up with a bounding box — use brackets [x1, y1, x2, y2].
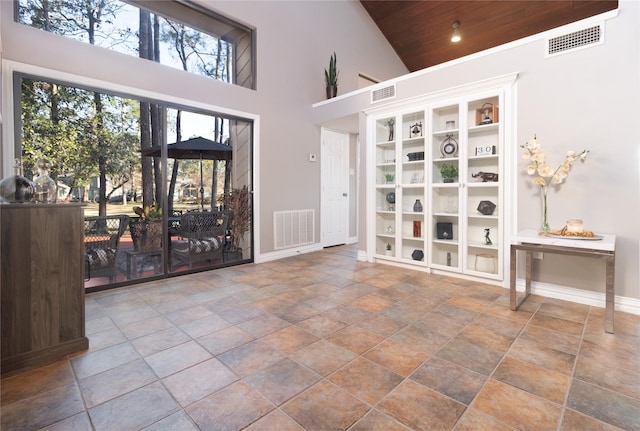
[34, 159, 57, 203]
[413, 221, 421, 238]
[540, 188, 550, 232]
[413, 199, 423, 212]
[475, 254, 496, 273]
[130, 220, 162, 251]
[326, 85, 337, 99]
[0, 159, 34, 203]
[411, 249, 424, 261]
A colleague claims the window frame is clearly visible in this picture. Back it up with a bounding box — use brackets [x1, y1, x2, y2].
[13, 0, 257, 90]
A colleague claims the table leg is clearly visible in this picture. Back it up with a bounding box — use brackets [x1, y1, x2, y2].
[510, 246, 532, 311]
[510, 245, 517, 310]
[127, 254, 133, 280]
[605, 254, 615, 334]
[525, 250, 532, 299]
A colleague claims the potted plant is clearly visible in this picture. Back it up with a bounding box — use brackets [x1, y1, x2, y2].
[130, 204, 163, 251]
[222, 186, 250, 261]
[385, 243, 393, 256]
[325, 52, 338, 99]
[384, 173, 395, 183]
[440, 163, 459, 183]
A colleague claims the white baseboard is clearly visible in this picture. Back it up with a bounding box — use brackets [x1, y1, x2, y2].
[356, 249, 368, 262]
[255, 243, 323, 264]
[514, 279, 640, 316]
[347, 236, 358, 245]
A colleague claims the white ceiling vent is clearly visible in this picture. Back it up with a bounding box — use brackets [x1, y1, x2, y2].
[371, 84, 396, 103]
[546, 23, 603, 58]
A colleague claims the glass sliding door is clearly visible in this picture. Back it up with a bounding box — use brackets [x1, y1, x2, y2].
[15, 73, 253, 292]
[160, 109, 253, 274]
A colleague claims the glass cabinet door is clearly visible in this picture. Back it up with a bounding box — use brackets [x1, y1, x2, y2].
[429, 103, 461, 271]
[399, 111, 426, 263]
[464, 95, 501, 277]
[374, 115, 398, 257]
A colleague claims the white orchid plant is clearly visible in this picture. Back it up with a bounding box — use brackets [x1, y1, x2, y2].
[521, 134, 589, 230]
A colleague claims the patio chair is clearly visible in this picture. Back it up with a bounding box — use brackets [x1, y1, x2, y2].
[170, 210, 230, 270]
[84, 215, 129, 282]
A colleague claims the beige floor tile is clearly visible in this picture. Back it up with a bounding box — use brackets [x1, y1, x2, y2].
[492, 356, 570, 404]
[244, 358, 320, 405]
[261, 325, 319, 354]
[364, 339, 428, 377]
[567, 379, 640, 431]
[88, 382, 178, 431]
[144, 340, 211, 378]
[292, 339, 358, 376]
[282, 380, 369, 431]
[329, 357, 404, 405]
[378, 379, 466, 431]
[186, 381, 274, 430]
[472, 379, 562, 431]
[326, 325, 385, 354]
[411, 357, 487, 405]
[162, 358, 238, 407]
[78, 359, 157, 408]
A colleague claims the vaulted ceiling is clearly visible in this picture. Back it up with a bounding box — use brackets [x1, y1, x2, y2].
[360, 1, 618, 72]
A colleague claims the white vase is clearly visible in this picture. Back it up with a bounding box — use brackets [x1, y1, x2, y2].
[475, 254, 496, 273]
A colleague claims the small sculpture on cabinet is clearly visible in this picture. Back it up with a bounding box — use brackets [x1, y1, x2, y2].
[484, 228, 492, 245]
[409, 121, 422, 137]
[387, 118, 395, 141]
[472, 172, 499, 182]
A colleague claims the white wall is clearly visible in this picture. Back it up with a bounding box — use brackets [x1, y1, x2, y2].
[315, 1, 640, 304]
[0, 1, 408, 257]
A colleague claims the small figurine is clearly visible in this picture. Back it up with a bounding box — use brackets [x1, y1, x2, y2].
[387, 118, 395, 141]
[410, 121, 422, 137]
[472, 172, 499, 182]
[484, 228, 492, 245]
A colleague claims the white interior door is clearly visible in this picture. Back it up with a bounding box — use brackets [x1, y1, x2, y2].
[321, 128, 349, 247]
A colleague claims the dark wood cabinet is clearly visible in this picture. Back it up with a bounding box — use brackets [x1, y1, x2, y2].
[1, 204, 88, 376]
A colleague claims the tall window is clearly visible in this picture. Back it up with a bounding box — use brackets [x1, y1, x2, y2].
[15, 0, 255, 89]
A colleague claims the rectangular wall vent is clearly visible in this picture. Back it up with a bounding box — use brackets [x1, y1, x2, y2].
[546, 24, 603, 57]
[371, 84, 396, 103]
[274, 209, 314, 250]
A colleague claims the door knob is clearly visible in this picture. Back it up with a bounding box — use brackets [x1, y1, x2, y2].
[342, 193, 348, 197]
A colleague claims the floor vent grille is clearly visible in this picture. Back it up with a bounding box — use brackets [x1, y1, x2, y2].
[371, 84, 396, 103]
[274, 209, 314, 250]
[547, 24, 603, 57]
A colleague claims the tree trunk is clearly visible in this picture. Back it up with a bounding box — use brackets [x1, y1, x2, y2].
[94, 92, 108, 216]
[139, 9, 154, 208]
[151, 14, 163, 206]
[168, 110, 182, 215]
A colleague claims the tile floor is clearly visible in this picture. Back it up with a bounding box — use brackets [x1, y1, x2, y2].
[2, 245, 640, 431]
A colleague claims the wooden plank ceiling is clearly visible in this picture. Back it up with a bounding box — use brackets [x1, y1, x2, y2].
[360, 1, 618, 72]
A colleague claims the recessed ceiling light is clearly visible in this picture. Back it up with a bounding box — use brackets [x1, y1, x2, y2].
[451, 21, 461, 43]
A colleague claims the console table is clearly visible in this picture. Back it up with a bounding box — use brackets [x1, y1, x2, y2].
[510, 229, 616, 333]
[1, 204, 88, 375]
